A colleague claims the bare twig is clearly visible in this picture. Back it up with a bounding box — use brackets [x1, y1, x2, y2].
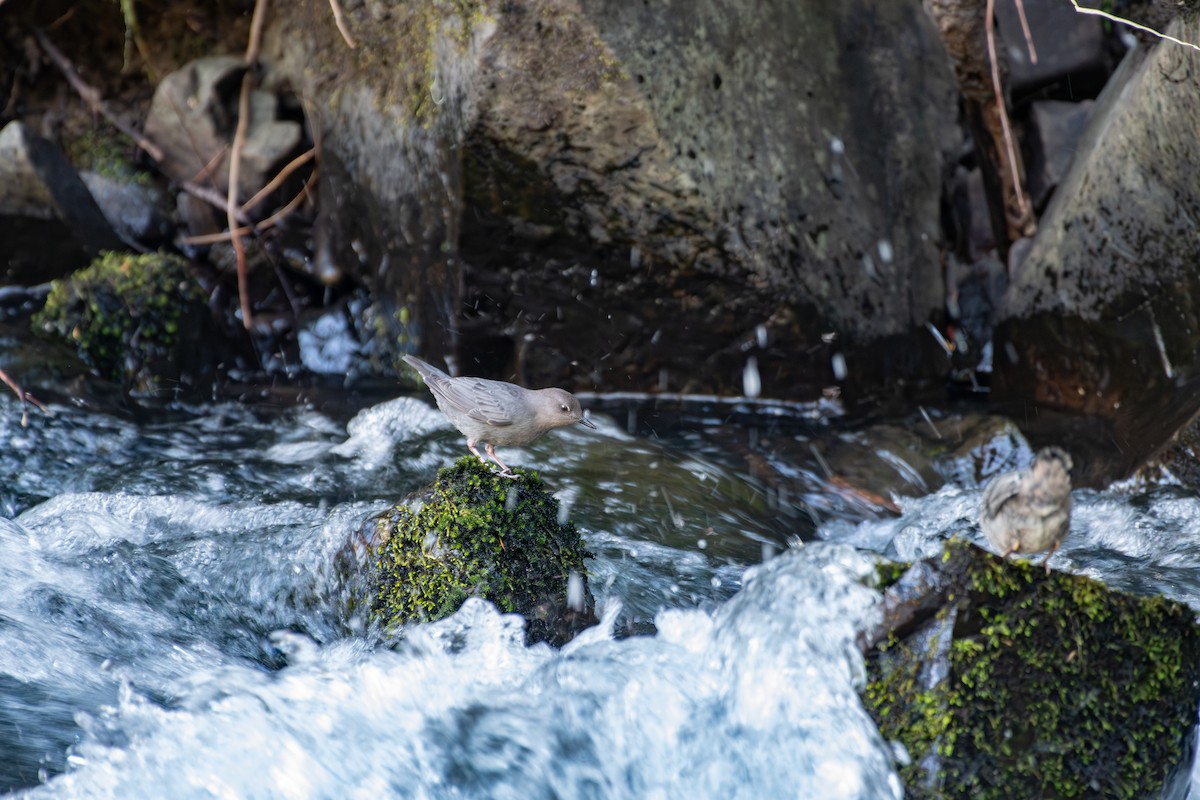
[190, 145, 230, 185]
[329, 0, 358, 49]
[32, 27, 258, 226]
[0, 367, 50, 426]
[31, 28, 164, 162]
[240, 148, 315, 213]
[228, 75, 254, 329]
[1069, 1, 1200, 53]
[228, 0, 271, 331]
[1014, 0, 1038, 65]
[182, 168, 317, 245]
[985, 0, 1032, 233]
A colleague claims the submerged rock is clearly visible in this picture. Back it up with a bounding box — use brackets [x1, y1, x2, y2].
[367, 457, 596, 646]
[862, 539, 1200, 799]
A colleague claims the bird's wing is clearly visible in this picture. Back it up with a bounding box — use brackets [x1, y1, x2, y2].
[980, 471, 1024, 520]
[426, 374, 516, 426]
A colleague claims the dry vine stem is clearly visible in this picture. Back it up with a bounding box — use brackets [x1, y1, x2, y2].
[1069, 1, 1200, 53]
[228, 0, 271, 330]
[0, 367, 49, 426]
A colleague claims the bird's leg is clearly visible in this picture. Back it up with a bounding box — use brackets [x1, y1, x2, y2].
[467, 440, 489, 465]
[485, 443, 518, 479]
[1040, 540, 1061, 575]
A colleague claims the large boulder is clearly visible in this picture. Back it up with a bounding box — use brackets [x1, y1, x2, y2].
[993, 18, 1200, 485]
[263, 0, 959, 400]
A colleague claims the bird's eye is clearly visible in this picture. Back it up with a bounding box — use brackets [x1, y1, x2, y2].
[560, 404, 570, 413]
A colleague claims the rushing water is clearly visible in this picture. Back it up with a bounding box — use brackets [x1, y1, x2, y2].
[1, 391, 1199, 798]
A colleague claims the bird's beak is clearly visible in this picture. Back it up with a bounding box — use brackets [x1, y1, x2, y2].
[578, 415, 597, 429]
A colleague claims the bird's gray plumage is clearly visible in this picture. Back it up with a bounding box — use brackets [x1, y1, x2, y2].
[403, 354, 595, 476]
[980, 446, 1073, 570]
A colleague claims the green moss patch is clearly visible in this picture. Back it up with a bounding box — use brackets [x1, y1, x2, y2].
[864, 539, 1200, 799]
[371, 456, 594, 645]
[33, 250, 209, 394]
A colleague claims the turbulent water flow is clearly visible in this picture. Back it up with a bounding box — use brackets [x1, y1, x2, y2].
[1, 394, 1199, 797]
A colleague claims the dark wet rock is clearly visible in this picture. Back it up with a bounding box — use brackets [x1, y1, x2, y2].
[994, 0, 1111, 97]
[950, 167, 996, 263]
[363, 457, 596, 647]
[862, 539, 1200, 799]
[80, 171, 174, 247]
[31, 251, 218, 396]
[1024, 99, 1092, 210]
[263, 0, 959, 402]
[0, 121, 123, 284]
[994, 20, 1200, 486]
[143, 56, 303, 197]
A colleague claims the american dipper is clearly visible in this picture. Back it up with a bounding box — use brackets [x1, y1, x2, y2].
[402, 354, 596, 477]
[979, 446, 1073, 572]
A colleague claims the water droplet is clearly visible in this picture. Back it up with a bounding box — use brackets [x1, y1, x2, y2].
[755, 324, 768, 348]
[877, 239, 893, 264]
[831, 353, 847, 381]
[830, 136, 845, 155]
[743, 356, 762, 398]
[567, 571, 586, 610]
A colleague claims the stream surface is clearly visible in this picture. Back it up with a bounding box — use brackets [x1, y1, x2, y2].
[1, 391, 1199, 798]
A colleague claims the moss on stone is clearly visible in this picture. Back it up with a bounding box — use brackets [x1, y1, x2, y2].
[371, 456, 594, 644]
[33, 250, 208, 393]
[864, 539, 1200, 799]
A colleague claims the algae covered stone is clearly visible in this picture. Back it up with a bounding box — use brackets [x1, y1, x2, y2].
[371, 457, 595, 645]
[33, 250, 211, 395]
[863, 539, 1200, 799]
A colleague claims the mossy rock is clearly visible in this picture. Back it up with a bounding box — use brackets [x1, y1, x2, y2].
[370, 457, 595, 645]
[33, 250, 211, 395]
[863, 539, 1200, 799]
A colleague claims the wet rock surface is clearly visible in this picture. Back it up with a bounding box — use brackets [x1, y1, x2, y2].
[0, 121, 123, 283]
[264, 0, 959, 401]
[991, 18, 1200, 485]
[863, 539, 1200, 799]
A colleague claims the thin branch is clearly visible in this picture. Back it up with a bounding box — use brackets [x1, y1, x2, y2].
[1014, 0, 1037, 64]
[240, 148, 315, 213]
[229, 0, 271, 331]
[182, 168, 317, 245]
[329, 0, 358, 49]
[32, 28, 257, 226]
[31, 28, 164, 162]
[1070, 1, 1200, 53]
[0, 367, 50, 426]
[985, 0, 1032, 229]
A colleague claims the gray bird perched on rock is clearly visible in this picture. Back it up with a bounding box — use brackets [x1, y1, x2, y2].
[402, 354, 596, 477]
[979, 446, 1073, 572]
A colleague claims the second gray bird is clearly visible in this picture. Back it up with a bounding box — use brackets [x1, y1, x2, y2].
[979, 446, 1073, 572]
[403, 354, 596, 477]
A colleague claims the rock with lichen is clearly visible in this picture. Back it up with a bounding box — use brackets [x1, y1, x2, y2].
[32, 250, 214, 396]
[861, 539, 1200, 799]
[367, 456, 596, 646]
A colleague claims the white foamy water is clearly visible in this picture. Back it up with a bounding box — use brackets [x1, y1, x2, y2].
[2, 395, 1200, 798]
